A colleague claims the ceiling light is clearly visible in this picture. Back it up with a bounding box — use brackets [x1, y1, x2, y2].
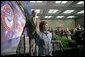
[63, 10, 74, 14]
[48, 9, 58, 13]
[45, 16, 52, 18]
[56, 1, 68, 4]
[36, 9, 40, 13]
[37, 1, 42, 3]
[45, 16, 48, 18]
[53, 10, 58, 13]
[56, 16, 64, 18]
[77, 1, 84, 4]
[30, 1, 42, 3]
[77, 10, 84, 14]
[67, 16, 75, 18]
[48, 16, 52, 18]
[62, 1, 68, 4]
[48, 9, 54, 13]
[56, 1, 61, 3]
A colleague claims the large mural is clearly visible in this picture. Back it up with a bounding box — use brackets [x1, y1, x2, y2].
[1, 1, 26, 55]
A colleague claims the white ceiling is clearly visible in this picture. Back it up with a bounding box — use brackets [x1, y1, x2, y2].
[29, 1, 84, 20]
[18, 1, 84, 20]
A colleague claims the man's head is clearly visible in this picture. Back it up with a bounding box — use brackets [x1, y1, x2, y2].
[32, 10, 37, 17]
[39, 21, 48, 32]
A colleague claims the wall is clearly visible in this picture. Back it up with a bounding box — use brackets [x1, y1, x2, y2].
[42, 19, 75, 29]
[75, 17, 84, 27]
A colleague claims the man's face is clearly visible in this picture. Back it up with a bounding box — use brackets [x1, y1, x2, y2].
[32, 10, 37, 17]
